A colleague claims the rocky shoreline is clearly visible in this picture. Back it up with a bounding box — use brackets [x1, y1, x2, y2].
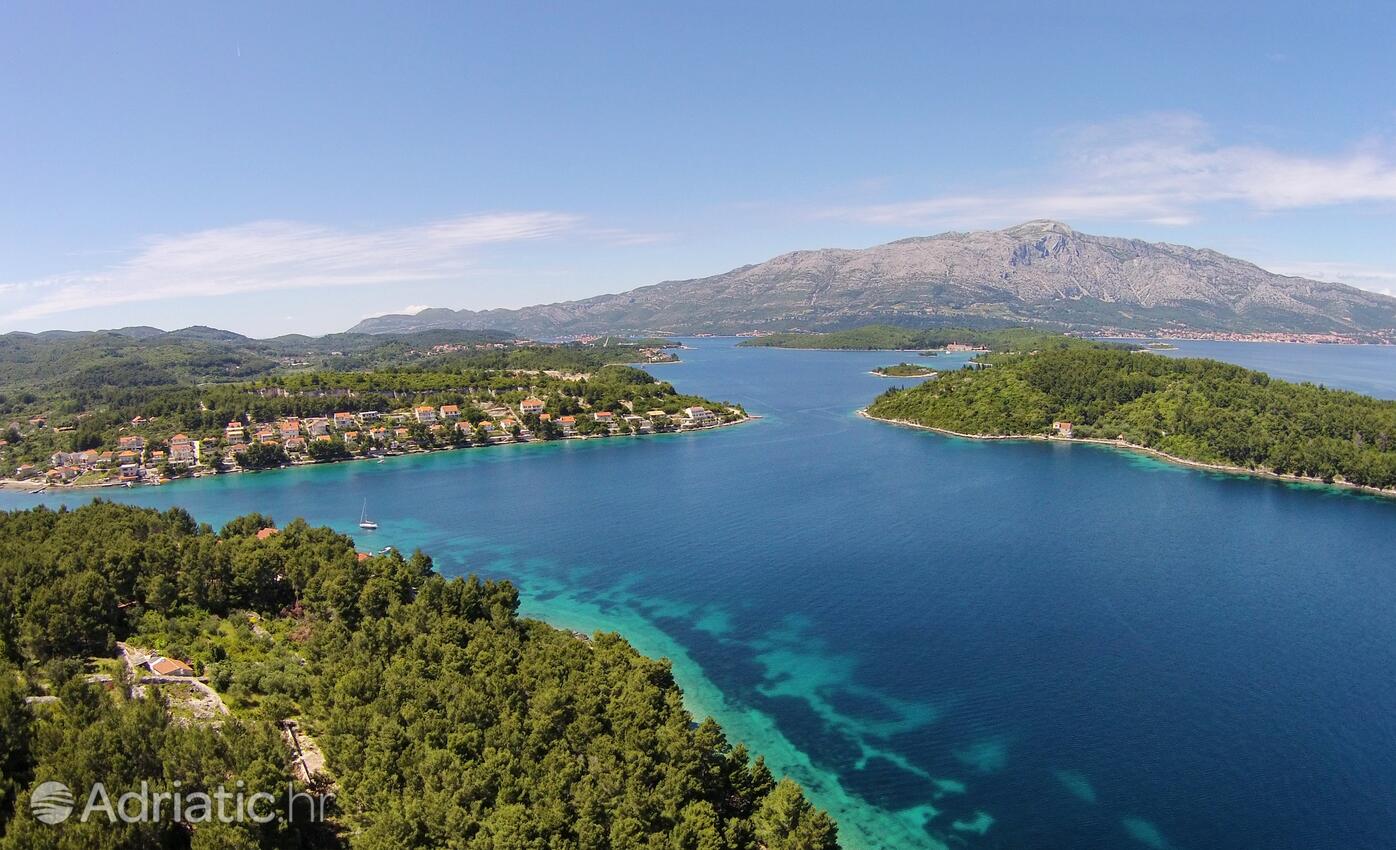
[858, 409, 1396, 502]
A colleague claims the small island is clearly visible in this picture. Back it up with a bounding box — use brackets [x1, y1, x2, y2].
[872, 363, 937, 378]
[864, 348, 1396, 497]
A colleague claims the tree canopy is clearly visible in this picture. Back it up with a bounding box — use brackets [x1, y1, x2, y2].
[868, 348, 1396, 489]
[0, 503, 838, 849]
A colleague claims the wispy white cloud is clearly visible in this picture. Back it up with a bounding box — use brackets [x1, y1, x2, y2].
[1, 212, 583, 325]
[817, 113, 1396, 228]
[578, 227, 675, 246]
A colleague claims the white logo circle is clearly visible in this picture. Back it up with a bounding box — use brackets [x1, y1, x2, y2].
[30, 781, 74, 824]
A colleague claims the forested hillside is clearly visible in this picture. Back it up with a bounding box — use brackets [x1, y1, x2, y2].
[0, 503, 838, 849]
[0, 327, 649, 420]
[868, 349, 1396, 490]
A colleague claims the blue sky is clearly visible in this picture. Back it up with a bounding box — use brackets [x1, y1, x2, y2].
[3, 1, 1395, 336]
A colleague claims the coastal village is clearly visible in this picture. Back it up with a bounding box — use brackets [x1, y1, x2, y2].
[5, 388, 738, 489]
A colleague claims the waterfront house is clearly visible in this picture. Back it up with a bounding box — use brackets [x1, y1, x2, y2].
[333, 412, 356, 429]
[414, 405, 437, 424]
[439, 404, 460, 421]
[498, 417, 529, 440]
[169, 434, 198, 464]
[557, 415, 577, 436]
[278, 419, 302, 441]
[119, 463, 140, 482]
[225, 421, 246, 442]
[285, 436, 307, 453]
[306, 418, 330, 437]
[593, 411, 615, 423]
[118, 434, 145, 452]
[1053, 421, 1074, 437]
[684, 406, 718, 427]
[521, 397, 545, 415]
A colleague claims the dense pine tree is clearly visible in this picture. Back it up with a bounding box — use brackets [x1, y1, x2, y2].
[0, 503, 839, 849]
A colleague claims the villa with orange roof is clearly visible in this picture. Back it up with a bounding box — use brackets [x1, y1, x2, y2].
[147, 656, 195, 677]
[169, 434, 198, 464]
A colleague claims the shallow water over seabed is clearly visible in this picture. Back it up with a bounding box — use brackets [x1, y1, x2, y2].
[6, 339, 1396, 850]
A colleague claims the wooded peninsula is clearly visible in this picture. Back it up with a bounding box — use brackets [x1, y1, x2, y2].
[866, 348, 1396, 493]
[0, 502, 839, 849]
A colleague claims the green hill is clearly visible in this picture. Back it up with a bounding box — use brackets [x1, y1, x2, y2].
[867, 348, 1396, 490]
[0, 503, 839, 849]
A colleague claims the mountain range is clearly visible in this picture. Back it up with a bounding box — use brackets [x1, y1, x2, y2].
[348, 220, 1396, 338]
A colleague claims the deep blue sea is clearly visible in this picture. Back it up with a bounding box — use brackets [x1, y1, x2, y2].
[5, 339, 1396, 850]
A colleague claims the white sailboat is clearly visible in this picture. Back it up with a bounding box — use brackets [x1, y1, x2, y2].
[358, 499, 379, 530]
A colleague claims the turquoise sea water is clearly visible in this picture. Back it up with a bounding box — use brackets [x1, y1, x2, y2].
[5, 339, 1396, 849]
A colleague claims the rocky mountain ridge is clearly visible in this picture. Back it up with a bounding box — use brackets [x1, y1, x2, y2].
[349, 221, 1396, 338]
